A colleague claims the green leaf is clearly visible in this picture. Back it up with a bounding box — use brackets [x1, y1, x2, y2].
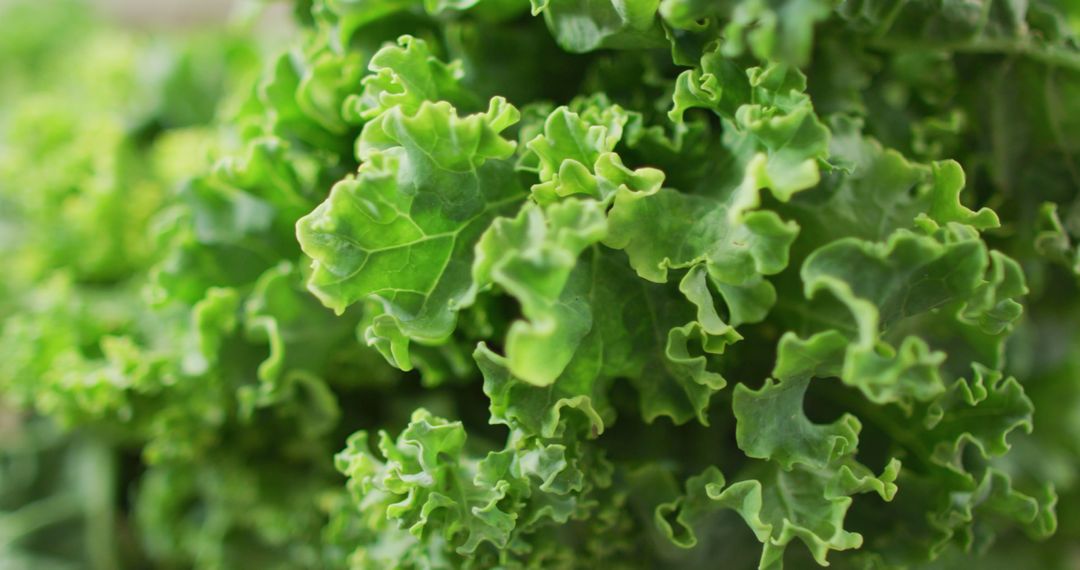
[606, 185, 797, 325]
[333, 408, 612, 566]
[335, 409, 513, 553]
[476, 246, 738, 434]
[734, 377, 861, 470]
[520, 103, 665, 205]
[608, 59, 826, 326]
[798, 225, 1026, 408]
[297, 98, 527, 368]
[475, 343, 609, 439]
[345, 35, 481, 122]
[659, 460, 900, 569]
[531, 0, 667, 53]
[780, 116, 998, 247]
[472, 199, 608, 386]
[922, 365, 1035, 475]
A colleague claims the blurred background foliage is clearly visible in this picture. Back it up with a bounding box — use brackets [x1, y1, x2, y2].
[0, 2, 267, 567]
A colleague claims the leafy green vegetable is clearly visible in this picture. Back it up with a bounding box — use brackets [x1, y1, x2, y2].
[3, 0, 1080, 568]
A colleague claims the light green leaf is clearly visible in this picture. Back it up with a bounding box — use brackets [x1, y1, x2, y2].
[297, 98, 527, 369]
[472, 199, 608, 385]
[345, 35, 480, 123]
[520, 103, 665, 205]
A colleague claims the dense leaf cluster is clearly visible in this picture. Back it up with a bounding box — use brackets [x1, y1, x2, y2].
[1, 0, 1079, 568]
